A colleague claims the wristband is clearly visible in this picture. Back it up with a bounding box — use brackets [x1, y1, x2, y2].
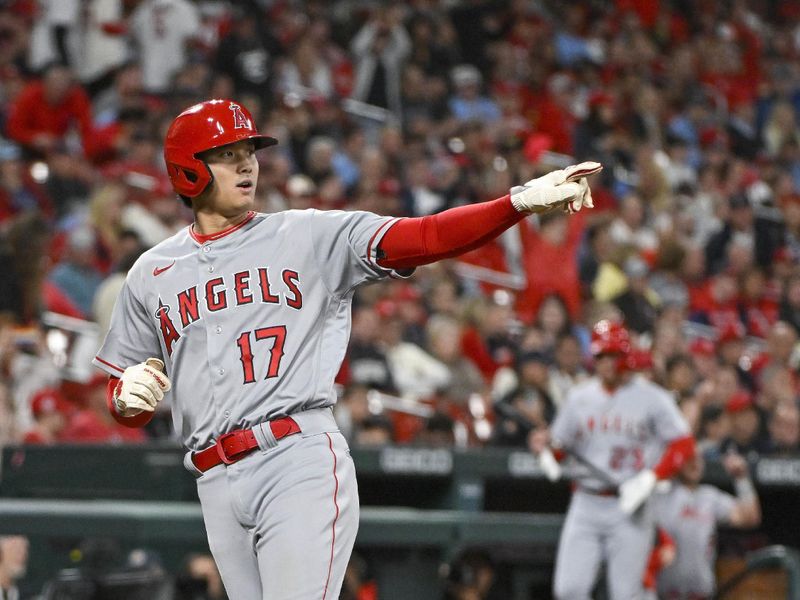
[112, 380, 127, 414]
[734, 476, 755, 501]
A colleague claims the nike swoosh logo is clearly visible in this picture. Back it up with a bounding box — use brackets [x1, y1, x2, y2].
[153, 261, 176, 276]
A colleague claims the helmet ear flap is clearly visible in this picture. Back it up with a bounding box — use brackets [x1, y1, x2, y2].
[166, 158, 213, 199]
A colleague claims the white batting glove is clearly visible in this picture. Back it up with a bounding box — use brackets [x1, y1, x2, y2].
[566, 177, 593, 214]
[619, 469, 657, 515]
[510, 181, 583, 214]
[113, 358, 171, 417]
[511, 161, 602, 214]
[524, 161, 603, 189]
[538, 448, 562, 482]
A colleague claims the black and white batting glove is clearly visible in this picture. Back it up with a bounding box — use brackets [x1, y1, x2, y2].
[510, 161, 602, 214]
[114, 358, 171, 417]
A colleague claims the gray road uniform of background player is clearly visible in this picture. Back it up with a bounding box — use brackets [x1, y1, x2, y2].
[652, 483, 736, 599]
[93, 209, 406, 599]
[550, 375, 690, 600]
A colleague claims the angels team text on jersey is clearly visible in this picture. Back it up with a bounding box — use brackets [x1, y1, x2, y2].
[581, 414, 649, 440]
[155, 266, 303, 356]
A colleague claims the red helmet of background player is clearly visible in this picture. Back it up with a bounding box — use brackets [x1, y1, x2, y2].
[164, 99, 278, 198]
[590, 319, 632, 359]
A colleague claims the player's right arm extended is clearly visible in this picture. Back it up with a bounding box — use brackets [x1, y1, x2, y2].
[105, 359, 171, 427]
[376, 162, 602, 270]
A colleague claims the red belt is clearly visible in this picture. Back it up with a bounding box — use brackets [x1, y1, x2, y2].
[191, 416, 301, 473]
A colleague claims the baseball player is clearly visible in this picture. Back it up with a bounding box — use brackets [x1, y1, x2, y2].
[91, 98, 602, 599]
[531, 320, 695, 600]
[647, 451, 761, 599]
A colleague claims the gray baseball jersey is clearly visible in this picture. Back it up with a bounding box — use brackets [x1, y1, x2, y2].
[93, 209, 405, 449]
[652, 483, 736, 598]
[551, 375, 689, 491]
[550, 374, 689, 600]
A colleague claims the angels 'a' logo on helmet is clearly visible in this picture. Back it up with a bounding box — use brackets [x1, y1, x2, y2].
[230, 103, 250, 129]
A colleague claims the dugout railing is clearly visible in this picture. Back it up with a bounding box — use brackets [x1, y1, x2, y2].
[1, 444, 799, 599]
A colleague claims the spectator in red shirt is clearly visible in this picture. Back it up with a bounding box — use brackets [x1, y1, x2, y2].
[739, 266, 779, 338]
[5, 62, 94, 156]
[517, 210, 586, 322]
[691, 271, 743, 331]
[61, 375, 146, 443]
[21, 387, 72, 444]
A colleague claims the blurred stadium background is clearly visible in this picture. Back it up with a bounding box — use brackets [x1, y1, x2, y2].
[1, 0, 800, 598]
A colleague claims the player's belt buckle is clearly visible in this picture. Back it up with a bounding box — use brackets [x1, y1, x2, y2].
[215, 430, 249, 465]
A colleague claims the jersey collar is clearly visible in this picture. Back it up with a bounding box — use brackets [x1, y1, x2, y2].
[190, 211, 256, 244]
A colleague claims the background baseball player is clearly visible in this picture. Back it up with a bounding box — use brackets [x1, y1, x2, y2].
[647, 451, 761, 599]
[91, 98, 602, 600]
[531, 320, 695, 600]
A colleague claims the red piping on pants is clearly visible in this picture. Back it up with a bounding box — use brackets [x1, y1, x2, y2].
[322, 433, 340, 600]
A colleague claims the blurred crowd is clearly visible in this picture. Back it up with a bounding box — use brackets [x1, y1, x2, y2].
[0, 0, 798, 462]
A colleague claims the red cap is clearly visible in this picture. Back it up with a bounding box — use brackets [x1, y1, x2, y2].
[523, 133, 553, 164]
[375, 299, 399, 319]
[699, 127, 728, 149]
[588, 91, 614, 108]
[392, 284, 422, 303]
[689, 337, 716, 357]
[725, 390, 754, 413]
[717, 322, 746, 344]
[378, 178, 401, 196]
[774, 246, 792, 263]
[31, 389, 72, 419]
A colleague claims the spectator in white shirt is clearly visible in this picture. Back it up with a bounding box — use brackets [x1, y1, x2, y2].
[129, 0, 200, 94]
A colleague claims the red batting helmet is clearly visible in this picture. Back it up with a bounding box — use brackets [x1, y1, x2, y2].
[164, 99, 278, 198]
[590, 320, 631, 358]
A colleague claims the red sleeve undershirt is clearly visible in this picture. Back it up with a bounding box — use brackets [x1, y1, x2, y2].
[643, 527, 676, 589]
[653, 435, 696, 480]
[377, 195, 525, 270]
[106, 376, 154, 428]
